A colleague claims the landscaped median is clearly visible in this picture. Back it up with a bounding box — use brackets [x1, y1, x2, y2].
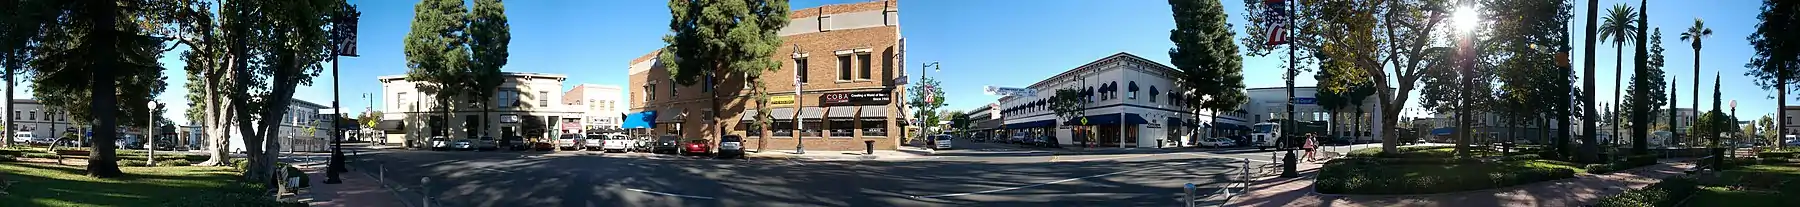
[0, 162, 305, 207]
[1592, 151, 1800, 207]
[1315, 146, 1585, 195]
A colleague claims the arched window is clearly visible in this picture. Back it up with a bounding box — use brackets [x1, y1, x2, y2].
[1149, 86, 1159, 103]
[1127, 81, 1139, 99]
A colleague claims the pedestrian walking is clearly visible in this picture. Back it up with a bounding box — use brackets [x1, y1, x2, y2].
[1302, 133, 1319, 162]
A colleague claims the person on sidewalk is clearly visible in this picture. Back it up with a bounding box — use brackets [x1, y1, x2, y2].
[1303, 133, 1319, 162]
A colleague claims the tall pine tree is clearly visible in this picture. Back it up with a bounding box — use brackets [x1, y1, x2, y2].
[1169, 0, 1245, 143]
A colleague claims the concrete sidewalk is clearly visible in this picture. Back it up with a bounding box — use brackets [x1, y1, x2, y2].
[1221, 159, 1695, 207]
[297, 164, 414, 207]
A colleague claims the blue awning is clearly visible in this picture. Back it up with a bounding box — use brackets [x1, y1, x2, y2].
[1004, 120, 1057, 129]
[623, 111, 656, 129]
[1062, 113, 1151, 126]
[1432, 127, 1454, 136]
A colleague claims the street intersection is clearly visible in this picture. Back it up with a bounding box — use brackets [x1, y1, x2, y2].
[344, 142, 1373, 207]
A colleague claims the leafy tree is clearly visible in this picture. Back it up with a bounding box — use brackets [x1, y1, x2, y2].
[1628, 0, 1651, 156]
[1759, 115, 1777, 146]
[1050, 88, 1087, 147]
[405, 0, 470, 139]
[1169, 0, 1245, 144]
[1680, 19, 1711, 136]
[1621, 29, 1667, 138]
[1706, 73, 1725, 167]
[1599, 4, 1637, 144]
[467, 0, 509, 138]
[360, 111, 385, 128]
[1245, 0, 1456, 153]
[1486, 0, 1574, 159]
[1744, 0, 1800, 148]
[660, 0, 790, 145]
[949, 110, 972, 137]
[907, 77, 946, 141]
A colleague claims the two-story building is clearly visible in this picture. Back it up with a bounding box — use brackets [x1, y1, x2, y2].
[626, 0, 904, 151]
[377, 72, 584, 147]
[563, 84, 628, 133]
[997, 52, 1238, 148]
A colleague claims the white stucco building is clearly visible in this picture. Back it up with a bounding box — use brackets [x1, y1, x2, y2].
[377, 72, 584, 147]
[562, 84, 628, 133]
[997, 52, 1238, 148]
[6, 99, 77, 142]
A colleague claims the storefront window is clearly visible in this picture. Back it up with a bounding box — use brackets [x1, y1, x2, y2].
[801, 121, 823, 137]
[773, 121, 794, 137]
[861, 120, 887, 137]
[830, 120, 854, 138]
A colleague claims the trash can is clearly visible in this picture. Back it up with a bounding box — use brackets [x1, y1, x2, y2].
[864, 140, 876, 155]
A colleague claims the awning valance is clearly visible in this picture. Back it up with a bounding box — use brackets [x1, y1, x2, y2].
[826, 106, 856, 119]
[739, 110, 758, 122]
[769, 108, 797, 120]
[798, 107, 825, 120]
[1004, 120, 1057, 129]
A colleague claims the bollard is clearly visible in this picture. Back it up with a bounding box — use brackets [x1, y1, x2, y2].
[378, 163, 385, 184]
[422, 177, 431, 207]
[1183, 183, 1196, 207]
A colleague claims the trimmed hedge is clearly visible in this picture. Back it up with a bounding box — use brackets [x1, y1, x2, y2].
[21, 153, 58, 159]
[1591, 177, 1697, 207]
[1315, 158, 1579, 194]
[1586, 155, 1659, 174]
[157, 182, 307, 207]
[118, 160, 149, 167]
[1756, 152, 1793, 159]
[1347, 146, 1457, 158]
[155, 159, 193, 167]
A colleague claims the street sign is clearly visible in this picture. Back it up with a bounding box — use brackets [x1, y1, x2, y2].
[1293, 97, 1316, 104]
[1080, 117, 1089, 125]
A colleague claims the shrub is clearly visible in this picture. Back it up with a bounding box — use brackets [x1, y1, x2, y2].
[0, 150, 24, 156]
[21, 153, 57, 159]
[157, 182, 308, 207]
[1757, 152, 1794, 159]
[231, 158, 249, 172]
[1502, 154, 1542, 161]
[1314, 159, 1577, 194]
[155, 159, 193, 167]
[1592, 177, 1698, 207]
[0, 155, 14, 162]
[1347, 146, 1457, 158]
[117, 160, 149, 167]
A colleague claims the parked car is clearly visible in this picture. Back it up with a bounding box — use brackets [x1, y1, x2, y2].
[428, 136, 450, 150]
[475, 136, 499, 150]
[652, 136, 681, 154]
[12, 132, 33, 144]
[500, 136, 527, 150]
[1009, 134, 1025, 144]
[583, 134, 606, 151]
[633, 136, 653, 152]
[1198, 138, 1235, 148]
[602, 134, 633, 153]
[530, 137, 555, 151]
[557, 134, 584, 150]
[717, 135, 745, 158]
[681, 139, 712, 156]
[933, 135, 953, 150]
[451, 139, 474, 150]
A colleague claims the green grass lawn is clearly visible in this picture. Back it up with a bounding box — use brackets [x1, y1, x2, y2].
[1682, 164, 1800, 206]
[0, 162, 296, 207]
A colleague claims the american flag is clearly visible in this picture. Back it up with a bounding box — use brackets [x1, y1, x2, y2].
[1263, 0, 1289, 46]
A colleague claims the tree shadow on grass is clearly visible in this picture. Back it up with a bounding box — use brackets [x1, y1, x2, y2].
[0, 162, 252, 206]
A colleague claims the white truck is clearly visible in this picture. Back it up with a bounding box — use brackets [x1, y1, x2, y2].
[1252, 122, 1281, 150]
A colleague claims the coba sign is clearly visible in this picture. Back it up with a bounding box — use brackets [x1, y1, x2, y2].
[822, 91, 892, 106]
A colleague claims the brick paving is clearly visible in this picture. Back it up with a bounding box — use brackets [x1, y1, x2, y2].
[300, 164, 413, 207]
[1222, 159, 1695, 207]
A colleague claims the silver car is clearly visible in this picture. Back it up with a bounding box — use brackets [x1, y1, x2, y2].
[452, 139, 475, 150]
[474, 136, 499, 150]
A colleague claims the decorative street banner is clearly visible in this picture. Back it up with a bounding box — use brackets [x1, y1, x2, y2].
[984, 86, 1038, 97]
[823, 91, 892, 106]
[334, 6, 361, 57]
[769, 95, 796, 107]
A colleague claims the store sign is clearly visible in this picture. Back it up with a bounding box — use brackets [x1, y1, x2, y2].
[501, 114, 520, 123]
[769, 95, 796, 107]
[561, 122, 582, 131]
[822, 91, 891, 106]
[984, 86, 1037, 97]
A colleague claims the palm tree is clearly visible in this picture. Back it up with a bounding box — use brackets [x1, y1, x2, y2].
[1679, 18, 1711, 140]
[1598, 4, 1637, 146]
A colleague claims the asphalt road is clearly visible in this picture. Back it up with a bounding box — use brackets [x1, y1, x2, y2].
[342, 141, 1380, 207]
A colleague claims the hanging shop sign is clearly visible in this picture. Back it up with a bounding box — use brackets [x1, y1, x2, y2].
[822, 91, 892, 106]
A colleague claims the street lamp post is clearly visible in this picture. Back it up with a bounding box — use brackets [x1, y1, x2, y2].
[793, 44, 807, 155]
[146, 101, 159, 166]
[325, 6, 360, 184]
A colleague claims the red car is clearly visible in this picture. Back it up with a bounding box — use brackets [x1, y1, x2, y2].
[680, 139, 711, 156]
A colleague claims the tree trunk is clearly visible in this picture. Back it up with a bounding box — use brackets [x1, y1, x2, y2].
[84, 0, 124, 178]
[4, 62, 11, 148]
[1610, 46, 1622, 156]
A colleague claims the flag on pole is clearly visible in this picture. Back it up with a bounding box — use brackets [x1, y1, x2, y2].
[923, 84, 936, 104]
[1263, 0, 1289, 46]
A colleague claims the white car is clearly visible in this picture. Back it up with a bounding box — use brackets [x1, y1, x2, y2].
[933, 135, 953, 149]
[12, 132, 35, 144]
[601, 134, 632, 153]
[583, 135, 606, 151]
[1198, 138, 1235, 148]
[557, 134, 583, 150]
[428, 137, 450, 150]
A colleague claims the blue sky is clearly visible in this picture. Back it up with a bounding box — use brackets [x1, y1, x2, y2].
[21, 0, 1773, 124]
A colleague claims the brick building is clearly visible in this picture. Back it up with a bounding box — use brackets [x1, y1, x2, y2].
[626, 0, 904, 151]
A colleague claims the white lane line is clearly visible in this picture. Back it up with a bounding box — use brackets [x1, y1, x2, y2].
[1055, 154, 1158, 162]
[626, 188, 717, 200]
[1181, 152, 1275, 163]
[910, 164, 1174, 198]
[476, 167, 511, 173]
